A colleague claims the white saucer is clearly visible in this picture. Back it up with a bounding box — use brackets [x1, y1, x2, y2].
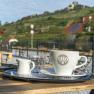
[40, 68, 87, 77]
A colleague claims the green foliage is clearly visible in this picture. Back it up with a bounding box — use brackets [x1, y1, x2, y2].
[57, 19, 68, 26]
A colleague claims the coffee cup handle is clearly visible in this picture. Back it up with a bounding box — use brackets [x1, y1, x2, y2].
[30, 61, 35, 72]
[74, 56, 87, 69]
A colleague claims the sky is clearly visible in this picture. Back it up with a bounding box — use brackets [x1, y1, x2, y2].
[0, 0, 94, 24]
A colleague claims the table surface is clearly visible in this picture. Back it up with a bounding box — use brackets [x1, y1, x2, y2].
[0, 77, 94, 94]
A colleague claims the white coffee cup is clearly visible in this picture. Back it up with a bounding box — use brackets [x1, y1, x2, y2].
[16, 58, 35, 77]
[50, 50, 87, 76]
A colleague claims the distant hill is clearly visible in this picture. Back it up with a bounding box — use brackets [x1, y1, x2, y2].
[0, 2, 94, 45]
